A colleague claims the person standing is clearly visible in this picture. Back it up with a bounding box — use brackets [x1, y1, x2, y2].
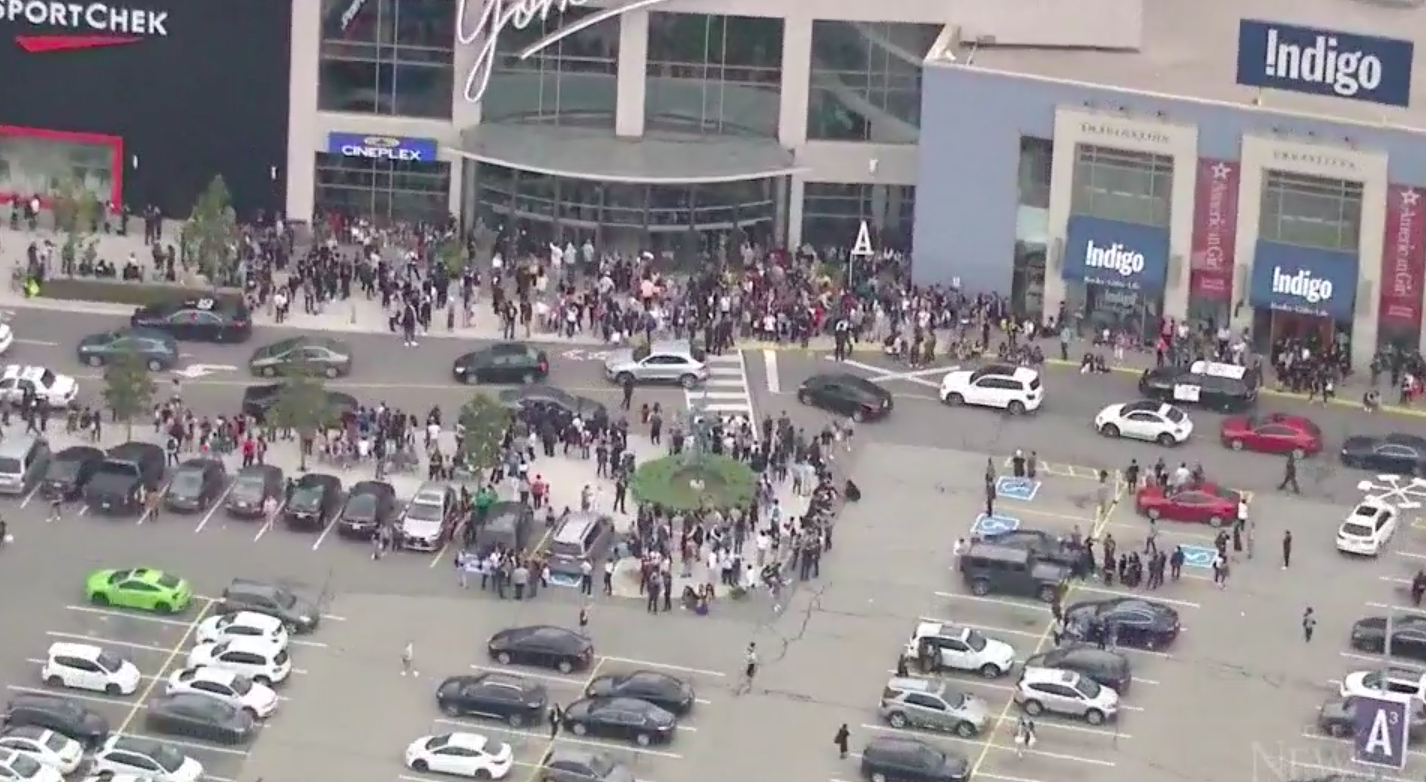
[1281, 530, 1293, 569]
[737, 643, 758, 696]
[549, 704, 562, 739]
[834, 724, 850, 759]
[401, 640, 417, 677]
[1302, 607, 1316, 642]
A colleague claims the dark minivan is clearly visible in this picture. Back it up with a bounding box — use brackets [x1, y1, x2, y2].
[860, 736, 971, 782]
[1, 693, 110, 748]
[797, 372, 893, 422]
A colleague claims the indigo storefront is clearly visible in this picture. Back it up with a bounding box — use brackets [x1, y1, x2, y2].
[0, 0, 291, 217]
[314, 133, 450, 223]
[1248, 242, 1359, 353]
[1060, 215, 1170, 341]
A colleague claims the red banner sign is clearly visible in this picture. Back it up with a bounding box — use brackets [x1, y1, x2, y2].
[1189, 158, 1238, 302]
[1379, 184, 1426, 332]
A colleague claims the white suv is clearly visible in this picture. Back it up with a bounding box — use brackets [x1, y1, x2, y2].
[1015, 667, 1120, 725]
[904, 621, 1017, 678]
[940, 365, 1043, 414]
[195, 611, 289, 650]
[185, 638, 292, 685]
[40, 643, 141, 696]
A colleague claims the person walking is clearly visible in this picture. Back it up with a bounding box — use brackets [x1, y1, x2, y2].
[1303, 607, 1316, 642]
[834, 724, 850, 759]
[736, 643, 758, 696]
[401, 640, 418, 677]
[1278, 453, 1301, 494]
[1282, 530, 1293, 569]
[549, 704, 562, 739]
[1014, 717, 1036, 758]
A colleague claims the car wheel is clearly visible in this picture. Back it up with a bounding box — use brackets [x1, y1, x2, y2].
[521, 372, 535, 385]
[154, 601, 171, 614]
[412, 760, 429, 772]
[1100, 424, 1120, 438]
[797, 390, 812, 405]
[852, 408, 867, 423]
[1086, 709, 1105, 725]
[255, 675, 272, 685]
[1208, 516, 1224, 528]
[1329, 722, 1349, 738]
[887, 712, 908, 729]
[616, 372, 634, 386]
[979, 663, 1002, 678]
[971, 580, 990, 596]
[497, 652, 513, 665]
[105, 683, 121, 695]
[507, 714, 525, 728]
[43, 675, 63, 688]
[571, 722, 588, 736]
[86, 355, 104, 368]
[955, 721, 977, 738]
[90, 593, 109, 607]
[1008, 400, 1026, 415]
[441, 702, 461, 717]
[243, 707, 259, 720]
[324, 366, 339, 379]
[262, 366, 277, 378]
[557, 658, 574, 674]
[1229, 439, 1244, 451]
[1147, 509, 1160, 520]
[1023, 700, 1044, 716]
[679, 374, 698, 389]
[635, 733, 652, 747]
[1156, 433, 1175, 446]
[944, 393, 965, 407]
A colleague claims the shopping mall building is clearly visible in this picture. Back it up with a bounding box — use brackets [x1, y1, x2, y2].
[3, 0, 1426, 353]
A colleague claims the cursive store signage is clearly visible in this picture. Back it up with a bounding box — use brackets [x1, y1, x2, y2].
[458, 0, 673, 104]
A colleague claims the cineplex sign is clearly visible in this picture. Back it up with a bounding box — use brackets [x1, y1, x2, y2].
[457, 0, 663, 103]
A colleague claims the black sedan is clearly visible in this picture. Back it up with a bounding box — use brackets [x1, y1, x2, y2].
[1341, 434, 1426, 476]
[75, 328, 180, 370]
[488, 626, 594, 674]
[979, 528, 1079, 568]
[796, 372, 893, 422]
[337, 480, 397, 539]
[225, 465, 284, 520]
[38, 445, 105, 500]
[130, 296, 252, 343]
[1064, 598, 1181, 651]
[248, 336, 353, 379]
[452, 342, 549, 385]
[1319, 695, 1426, 738]
[144, 693, 255, 745]
[1023, 643, 1133, 694]
[1350, 615, 1426, 661]
[585, 670, 696, 716]
[284, 473, 343, 531]
[860, 736, 970, 782]
[499, 385, 608, 431]
[436, 673, 548, 727]
[163, 458, 228, 512]
[561, 697, 676, 747]
[241, 384, 359, 426]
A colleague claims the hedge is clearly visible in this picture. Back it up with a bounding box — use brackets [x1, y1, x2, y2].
[36, 278, 243, 308]
[630, 454, 756, 512]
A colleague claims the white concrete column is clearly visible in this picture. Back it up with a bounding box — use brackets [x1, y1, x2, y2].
[777, 15, 811, 148]
[284, 0, 321, 221]
[615, 10, 649, 138]
[786, 174, 805, 249]
[1234, 135, 1389, 356]
[1046, 108, 1199, 323]
[450, 13, 483, 132]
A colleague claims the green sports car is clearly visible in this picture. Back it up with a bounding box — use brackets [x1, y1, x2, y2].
[85, 568, 193, 613]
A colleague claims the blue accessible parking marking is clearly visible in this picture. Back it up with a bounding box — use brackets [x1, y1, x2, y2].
[995, 476, 1041, 502]
[971, 513, 1021, 538]
[1179, 544, 1218, 568]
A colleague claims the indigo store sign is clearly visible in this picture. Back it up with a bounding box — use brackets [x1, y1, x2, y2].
[1236, 19, 1414, 107]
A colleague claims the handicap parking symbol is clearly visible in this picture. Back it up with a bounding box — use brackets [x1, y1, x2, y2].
[995, 476, 1041, 502]
[971, 513, 1021, 538]
[1179, 544, 1218, 568]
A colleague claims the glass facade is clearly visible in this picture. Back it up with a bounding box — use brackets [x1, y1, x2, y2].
[314, 152, 450, 224]
[800, 182, 915, 253]
[472, 162, 782, 259]
[1259, 171, 1363, 251]
[645, 13, 784, 138]
[318, 0, 456, 119]
[806, 21, 937, 143]
[480, 6, 620, 128]
[1013, 137, 1053, 320]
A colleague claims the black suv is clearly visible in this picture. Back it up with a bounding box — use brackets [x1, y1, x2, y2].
[958, 541, 1067, 603]
[83, 442, 166, 514]
[38, 445, 105, 500]
[1, 694, 110, 748]
[1138, 360, 1258, 412]
[860, 736, 970, 782]
[217, 578, 320, 633]
[436, 672, 549, 728]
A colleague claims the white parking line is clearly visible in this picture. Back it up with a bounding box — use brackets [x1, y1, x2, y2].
[137, 479, 174, 525]
[1340, 651, 1424, 669]
[1366, 599, 1426, 616]
[433, 717, 682, 759]
[322, 614, 347, 621]
[934, 592, 1050, 613]
[1131, 677, 1160, 685]
[1300, 731, 1426, 759]
[600, 656, 727, 678]
[312, 517, 339, 550]
[1399, 551, 1426, 561]
[471, 664, 584, 687]
[253, 502, 286, 541]
[46, 631, 172, 654]
[19, 484, 39, 508]
[1004, 718, 1131, 738]
[193, 484, 234, 533]
[66, 604, 192, 626]
[8, 685, 136, 707]
[1073, 585, 1201, 609]
[118, 731, 249, 757]
[1290, 760, 1414, 782]
[858, 724, 1114, 767]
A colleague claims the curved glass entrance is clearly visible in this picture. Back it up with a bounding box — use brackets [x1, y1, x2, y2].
[467, 161, 785, 260]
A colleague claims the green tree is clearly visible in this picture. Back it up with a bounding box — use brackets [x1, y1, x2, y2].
[180, 175, 239, 283]
[102, 347, 158, 439]
[457, 392, 512, 481]
[436, 236, 467, 278]
[267, 354, 332, 472]
[50, 175, 101, 275]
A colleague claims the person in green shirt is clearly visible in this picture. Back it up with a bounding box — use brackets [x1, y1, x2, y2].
[473, 485, 498, 523]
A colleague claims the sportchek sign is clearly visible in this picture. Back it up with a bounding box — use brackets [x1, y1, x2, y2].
[1062, 215, 1170, 291]
[1249, 240, 1358, 320]
[0, 1, 167, 52]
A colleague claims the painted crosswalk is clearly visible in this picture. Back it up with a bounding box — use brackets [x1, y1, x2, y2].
[686, 352, 757, 424]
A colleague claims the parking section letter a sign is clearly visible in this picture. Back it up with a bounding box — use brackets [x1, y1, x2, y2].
[1354, 692, 1411, 768]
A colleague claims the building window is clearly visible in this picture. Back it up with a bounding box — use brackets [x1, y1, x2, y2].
[801, 182, 915, 252]
[1070, 144, 1173, 227]
[314, 152, 450, 224]
[1259, 171, 1362, 252]
[1017, 137, 1052, 208]
[479, 6, 620, 128]
[644, 13, 784, 139]
[806, 21, 937, 143]
[319, 0, 455, 119]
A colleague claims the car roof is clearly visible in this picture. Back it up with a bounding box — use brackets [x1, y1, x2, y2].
[1188, 360, 1247, 379]
[351, 480, 395, 497]
[913, 621, 968, 641]
[2, 365, 53, 382]
[48, 641, 106, 659]
[222, 611, 282, 627]
[225, 578, 285, 597]
[296, 473, 338, 488]
[885, 676, 943, 695]
[1022, 667, 1084, 686]
[207, 635, 280, 654]
[53, 446, 104, 461]
[236, 464, 281, 479]
[969, 364, 1038, 382]
[177, 457, 221, 471]
[106, 442, 161, 460]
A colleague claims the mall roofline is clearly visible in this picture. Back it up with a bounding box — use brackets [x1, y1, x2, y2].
[923, 0, 1426, 133]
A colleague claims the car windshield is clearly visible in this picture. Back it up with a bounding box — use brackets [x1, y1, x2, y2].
[406, 500, 444, 522]
[157, 574, 180, 589]
[228, 676, 251, 695]
[263, 338, 299, 357]
[1075, 677, 1103, 698]
[584, 755, 615, 777]
[231, 475, 266, 501]
[964, 630, 986, 652]
[96, 651, 124, 671]
[45, 460, 79, 480]
[8, 755, 40, 777]
[292, 486, 323, 507]
[1343, 522, 1375, 537]
[345, 494, 377, 519]
[171, 470, 203, 494]
[1165, 408, 1186, 423]
[40, 733, 67, 751]
[270, 589, 297, 609]
[150, 745, 183, 771]
[426, 735, 451, 750]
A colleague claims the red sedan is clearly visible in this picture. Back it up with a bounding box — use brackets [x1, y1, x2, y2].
[1220, 413, 1323, 456]
[1136, 483, 1241, 527]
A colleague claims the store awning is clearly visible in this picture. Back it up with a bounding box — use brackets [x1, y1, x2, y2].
[448, 124, 804, 185]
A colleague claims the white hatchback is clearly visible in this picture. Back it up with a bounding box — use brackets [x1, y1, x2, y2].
[1337, 501, 1398, 556]
[195, 611, 289, 651]
[0, 728, 83, 774]
[39, 642, 141, 696]
[90, 737, 203, 782]
[186, 638, 292, 685]
[1095, 400, 1193, 446]
[165, 666, 280, 718]
[0, 749, 63, 782]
